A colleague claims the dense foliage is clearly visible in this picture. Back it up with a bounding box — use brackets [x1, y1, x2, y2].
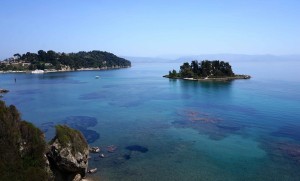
[0, 101, 49, 181]
[51, 125, 87, 155]
[168, 60, 235, 79]
[1, 50, 131, 71]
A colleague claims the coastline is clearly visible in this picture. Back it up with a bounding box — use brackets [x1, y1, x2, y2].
[0, 66, 131, 74]
[163, 74, 251, 81]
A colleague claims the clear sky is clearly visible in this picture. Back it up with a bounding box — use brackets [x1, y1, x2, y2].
[0, 0, 300, 59]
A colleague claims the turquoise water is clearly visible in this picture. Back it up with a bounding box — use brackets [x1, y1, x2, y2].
[1, 60, 300, 181]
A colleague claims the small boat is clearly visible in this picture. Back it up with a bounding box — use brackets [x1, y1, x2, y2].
[95, 76, 100, 79]
[88, 168, 97, 174]
[32, 69, 44, 74]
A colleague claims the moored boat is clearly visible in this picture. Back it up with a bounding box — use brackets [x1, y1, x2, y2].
[31, 69, 44, 74]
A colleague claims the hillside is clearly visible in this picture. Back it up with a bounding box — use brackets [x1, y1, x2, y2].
[0, 100, 91, 181]
[0, 50, 131, 71]
[0, 101, 49, 180]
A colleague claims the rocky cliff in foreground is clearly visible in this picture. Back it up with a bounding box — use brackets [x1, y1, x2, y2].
[47, 125, 89, 181]
[0, 100, 90, 181]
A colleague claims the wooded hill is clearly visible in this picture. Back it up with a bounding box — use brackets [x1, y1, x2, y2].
[0, 50, 131, 71]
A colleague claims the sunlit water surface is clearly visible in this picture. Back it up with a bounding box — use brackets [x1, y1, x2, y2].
[1, 60, 300, 181]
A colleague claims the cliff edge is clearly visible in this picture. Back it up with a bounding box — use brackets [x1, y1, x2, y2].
[0, 100, 91, 181]
[47, 125, 89, 181]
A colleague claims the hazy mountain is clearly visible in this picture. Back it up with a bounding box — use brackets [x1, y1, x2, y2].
[124, 54, 300, 63]
[123, 56, 173, 63]
[175, 54, 300, 62]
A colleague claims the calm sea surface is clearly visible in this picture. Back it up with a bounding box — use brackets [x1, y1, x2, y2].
[1, 60, 300, 181]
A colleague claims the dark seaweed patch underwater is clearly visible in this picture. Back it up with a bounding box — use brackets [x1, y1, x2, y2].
[271, 125, 300, 141]
[172, 109, 244, 140]
[60, 116, 100, 143]
[126, 145, 149, 153]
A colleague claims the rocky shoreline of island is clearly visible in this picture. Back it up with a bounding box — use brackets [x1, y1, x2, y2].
[0, 65, 131, 74]
[163, 74, 251, 81]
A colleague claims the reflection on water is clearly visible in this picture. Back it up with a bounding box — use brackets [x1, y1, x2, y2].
[41, 73, 72, 79]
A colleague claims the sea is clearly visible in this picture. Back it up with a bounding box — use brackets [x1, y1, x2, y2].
[1, 60, 300, 181]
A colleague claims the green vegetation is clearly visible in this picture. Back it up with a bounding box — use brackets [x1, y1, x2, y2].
[0, 50, 131, 71]
[0, 101, 48, 181]
[0, 101, 90, 180]
[167, 60, 235, 79]
[51, 125, 87, 154]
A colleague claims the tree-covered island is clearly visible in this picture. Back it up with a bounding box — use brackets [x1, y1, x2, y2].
[0, 50, 131, 72]
[164, 60, 250, 81]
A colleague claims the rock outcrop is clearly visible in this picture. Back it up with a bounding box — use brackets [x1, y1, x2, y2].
[0, 100, 92, 181]
[47, 125, 89, 181]
[0, 89, 9, 93]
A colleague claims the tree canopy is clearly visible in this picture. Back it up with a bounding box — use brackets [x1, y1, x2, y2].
[167, 60, 235, 79]
[1, 50, 131, 71]
[0, 101, 49, 181]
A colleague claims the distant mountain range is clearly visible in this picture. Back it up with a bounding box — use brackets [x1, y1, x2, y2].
[123, 56, 173, 63]
[124, 54, 300, 63]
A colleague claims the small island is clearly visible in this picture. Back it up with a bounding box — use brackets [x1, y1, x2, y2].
[0, 50, 131, 73]
[164, 60, 250, 81]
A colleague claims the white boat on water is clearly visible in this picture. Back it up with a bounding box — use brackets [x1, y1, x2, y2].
[95, 76, 100, 79]
[31, 70, 44, 74]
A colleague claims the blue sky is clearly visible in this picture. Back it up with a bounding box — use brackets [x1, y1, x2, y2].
[0, 0, 299, 58]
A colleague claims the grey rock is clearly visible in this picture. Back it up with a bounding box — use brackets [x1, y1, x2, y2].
[47, 126, 89, 181]
[72, 174, 82, 181]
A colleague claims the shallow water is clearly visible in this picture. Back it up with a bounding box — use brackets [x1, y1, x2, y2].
[1, 60, 300, 181]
